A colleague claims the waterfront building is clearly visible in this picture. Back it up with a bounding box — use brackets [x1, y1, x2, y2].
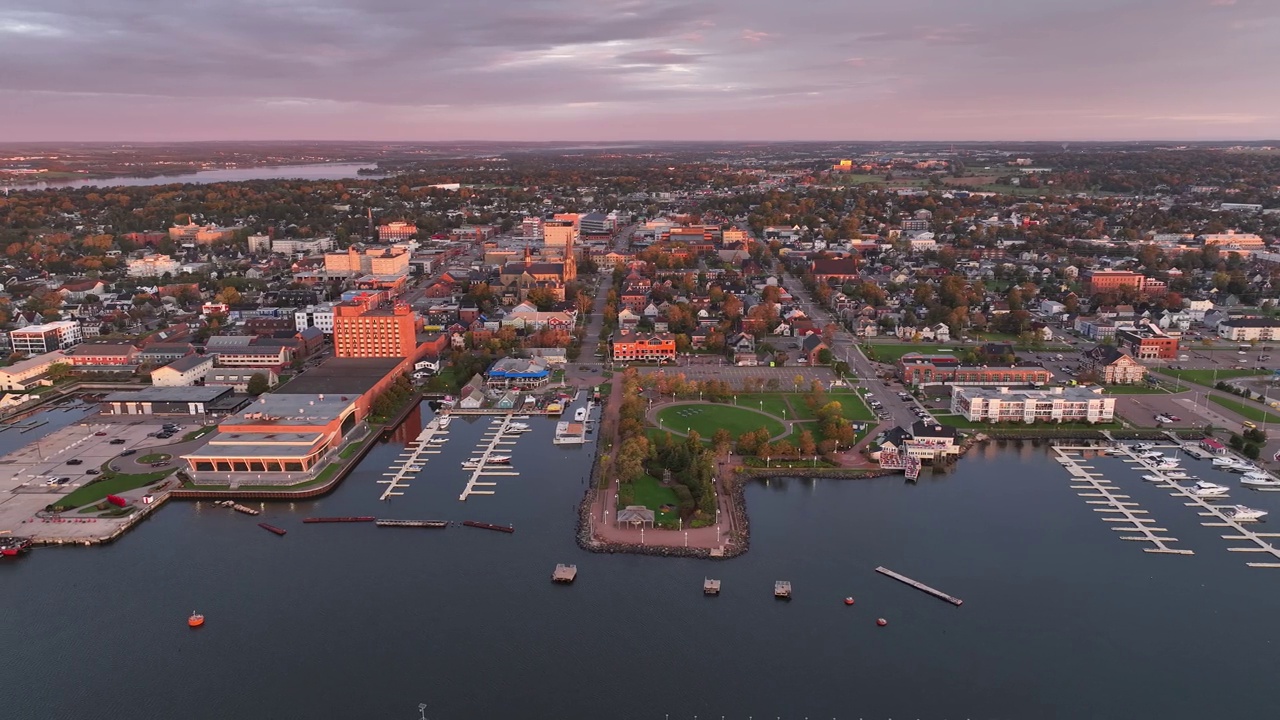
[486, 357, 551, 389]
[897, 354, 1051, 387]
[610, 330, 677, 363]
[951, 386, 1115, 424]
[103, 386, 240, 416]
[203, 367, 278, 393]
[10, 321, 82, 354]
[1218, 317, 1280, 342]
[151, 354, 215, 387]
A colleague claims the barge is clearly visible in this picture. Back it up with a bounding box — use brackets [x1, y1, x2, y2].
[462, 520, 515, 533]
[303, 516, 376, 523]
[258, 523, 287, 536]
[375, 519, 449, 528]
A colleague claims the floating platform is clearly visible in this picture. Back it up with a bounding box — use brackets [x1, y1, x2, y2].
[875, 566, 962, 606]
[462, 520, 515, 533]
[704, 578, 721, 595]
[375, 519, 448, 528]
[258, 523, 287, 536]
[774, 580, 792, 599]
[552, 564, 577, 583]
[303, 516, 375, 523]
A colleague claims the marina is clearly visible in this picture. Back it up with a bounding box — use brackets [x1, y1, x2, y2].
[457, 416, 523, 501]
[378, 415, 450, 501]
[1053, 445, 1192, 555]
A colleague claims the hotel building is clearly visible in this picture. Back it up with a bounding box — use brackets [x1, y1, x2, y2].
[951, 386, 1116, 424]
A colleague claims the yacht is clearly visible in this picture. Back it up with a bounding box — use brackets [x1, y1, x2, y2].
[509, 422, 531, 431]
[574, 407, 588, 422]
[1143, 474, 1168, 483]
[1154, 461, 1181, 471]
[1213, 456, 1239, 468]
[1164, 470, 1198, 480]
[1221, 505, 1269, 522]
[1241, 472, 1280, 489]
[436, 416, 452, 429]
[1139, 450, 1164, 460]
[1187, 480, 1230, 498]
[1133, 443, 1155, 452]
[406, 464, 423, 473]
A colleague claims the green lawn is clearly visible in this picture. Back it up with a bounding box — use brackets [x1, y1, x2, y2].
[1208, 395, 1280, 425]
[863, 344, 953, 363]
[932, 413, 1122, 431]
[656, 403, 785, 439]
[339, 442, 363, 459]
[182, 426, 216, 442]
[54, 468, 176, 510]
[829, 391, 876, 421]
[1160, 368, 1269, 388]
[622, 474, 680, 527]
[729, 394, 792, 419]
[1102, 385, 1171, 395]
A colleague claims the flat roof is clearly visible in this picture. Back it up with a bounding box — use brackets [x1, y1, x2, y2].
[280, 357, 405, 396]
[104, 386, 233, 403]
[223, 393, 357, 428]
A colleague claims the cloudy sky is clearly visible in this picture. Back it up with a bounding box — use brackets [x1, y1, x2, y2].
[1, 0, 1278, 141]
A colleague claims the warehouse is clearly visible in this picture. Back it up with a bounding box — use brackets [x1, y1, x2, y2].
[103, 386, 245, 416]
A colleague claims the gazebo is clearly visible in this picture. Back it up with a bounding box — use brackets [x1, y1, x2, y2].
[615, 505, 655, 529]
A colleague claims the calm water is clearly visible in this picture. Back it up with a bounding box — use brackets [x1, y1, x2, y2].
[3, 405, 1279, 719]
[6, 163, 378, 191]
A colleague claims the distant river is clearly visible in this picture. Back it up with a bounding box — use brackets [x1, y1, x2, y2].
[4, 162, 379, 191]
[3, 405, 1280, 719]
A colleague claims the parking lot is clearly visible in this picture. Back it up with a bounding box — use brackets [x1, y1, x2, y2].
[0, 415, 214, 535]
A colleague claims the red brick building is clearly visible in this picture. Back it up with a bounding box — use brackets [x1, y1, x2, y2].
[897, 354, 1051, 387]
[333, 300, 419, 359]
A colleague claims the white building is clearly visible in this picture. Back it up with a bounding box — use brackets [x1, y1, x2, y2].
[248, 234, 272, 253]
[127, 254, 182, 277]
[150, 354, 215, 387]
[271, 237, 336, 255]
[9, 321, 82, 354]
[295, 303, 336, 334]
[1218, 318, 1280, 342]
[0, 351, 66, 391]
[951, 386, 1115, 424]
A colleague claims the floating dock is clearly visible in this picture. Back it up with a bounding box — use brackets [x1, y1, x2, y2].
[875, 566, 963, 606]
[704, 578, 721, 595]
[303, 516, 375, 523]
[462, 520, 514, 533]
[230, 503, 261, 516]
[552, 564, 577, 583]
[459, 416, 523, 501]
[1053, 446, 1192, 555]
[378, 416, 451, 501]
[257, 523, 287, 536]
[375, 519, 448, 528]
[774, 580, 791, 599]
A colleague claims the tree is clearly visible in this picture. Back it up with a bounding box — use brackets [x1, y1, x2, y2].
[47, 362, 71, 382]
[247, 372, 271, 396]
[217, 286, 242, 306]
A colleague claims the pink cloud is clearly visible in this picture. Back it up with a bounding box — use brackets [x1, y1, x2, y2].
[741, 29, 770, 43]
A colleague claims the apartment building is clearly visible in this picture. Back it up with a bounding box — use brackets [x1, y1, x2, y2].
[952, 386, 1116, 424]
[127, 254, 182, 277]
[295, 303, 337, 334]
[610, 330, 677, 363]
[378, 222, 418, 241]
[1218, 317, 1280, 342]
[10, 320, 82, 354]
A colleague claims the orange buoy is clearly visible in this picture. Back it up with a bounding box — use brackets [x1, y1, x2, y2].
[876, 618, 888, 627]
[844, 597, 855, 606]
[188, 612, 205, 628]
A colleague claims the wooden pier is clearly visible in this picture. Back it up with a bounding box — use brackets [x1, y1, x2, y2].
[459, 416, 523, 501]
[1052, 446, 1192, 555]
[774, 580, 791, 599]
[703, 578, 721, 595]
[375, 519, 448, 528]
[552, 564, 577, 583]
[378, 416, 450, 501]
[875, 566, 963, 606]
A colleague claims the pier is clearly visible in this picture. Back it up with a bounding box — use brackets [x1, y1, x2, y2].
[1052, 446, 1192, 556]
[458, 416, 523, 501]
[874, 566, 963, 606]
[375, 519, 448, 528]
[774, 580, 791, 599]
[1113, 444, 1280, 569]
[703, 578, 721, 595]
[552, 564, 577, 583]
[378, 416, 450, 501]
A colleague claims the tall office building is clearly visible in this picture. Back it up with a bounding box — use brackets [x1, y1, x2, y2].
[333, 301, 418, 359]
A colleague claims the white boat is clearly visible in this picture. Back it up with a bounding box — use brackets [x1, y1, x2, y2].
[1240, 471, 1280, 487]
[406, 464, 423, 473]
[462, 460, 481, 469]
[437, 416, 452, 429]
[1221, 505, 1269, 522]
[1154, 461, 1181, 471]
[1213, 457, 1238, 468]
[1164, 471, 1198, 480]
[486, 455, 511, 464]
[1133, 443, 1155, 452]
[1139, 451, 1165, 460]
[510, 415, 530, 420]
[1187, 480, 1230, 497]
[1156, 453, 1182, 465]
[574, 408, 588, 422]
[509, 422, 531, 431]
[1143, 474, 1168, 483]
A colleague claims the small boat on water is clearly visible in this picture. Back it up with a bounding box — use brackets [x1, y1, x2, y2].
[510, 415, 530, 420]
[258, 523, 287, 536]
[574, 407, 588, 422]
[406, 464, 423, 473]
[1134, 443, 1155, 452]
[1241, 472, 1280, 489]
[1213, 457, 1239, 468]
[1154, 461, 1181, 471]
[188, 612, 205, 628]
[1138, 449, 1162, 459]
[1221, 505, 1269, 522]
[0, 536, 33, 557]
[1143, 474, 1168, 483]
[1164, 470, 1198, 480]
[486, 455, 511, 464]
[436, 416, 452, 429]
[1187, 481, 1230, 498]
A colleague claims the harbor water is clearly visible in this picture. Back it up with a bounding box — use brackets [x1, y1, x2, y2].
[6, 162, 378, 191]
[3, 405, 1280, 719]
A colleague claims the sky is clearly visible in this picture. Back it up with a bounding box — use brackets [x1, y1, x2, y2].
[1, 0, 1279, 142]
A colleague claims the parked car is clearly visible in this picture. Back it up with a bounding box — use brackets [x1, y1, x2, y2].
[66, 459, 82, 466]
[109, 438, 126, 445]
[86, 469, 100, 475]
[94, 431, 107, 436]
[120, 449, 136, 456]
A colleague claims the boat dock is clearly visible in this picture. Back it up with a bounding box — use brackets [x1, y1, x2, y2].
[303, 516, 375, 523]
[1113, 444, 1280, 569]
[552, 564, 577, 583]
[378, 416, 450, 501]
[258, 523, 286, 536]
[1052, 446, 1192, 556]
[458, 416, 523, 501]
[704, 578, 721, 595]
[774, 580, 791, 599]
[875, 566, 963, 606]
[462, 520, 514, 533]
[374, 519, 448, 528]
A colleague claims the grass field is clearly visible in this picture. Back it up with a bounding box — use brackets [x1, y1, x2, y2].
[1103, 385, 1171, 395]
[656, 404, 785, 439]
[624, 474, 680, 527]
[863, 343, 954, 363]
[1208, 395, 1280, 425]
[732, 393, 792, 419]
[55, 468, 175, 510]
[1160, 368, 1269, 387]
[932, 413, 1122, 431]
[829, 391, 876, 421]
